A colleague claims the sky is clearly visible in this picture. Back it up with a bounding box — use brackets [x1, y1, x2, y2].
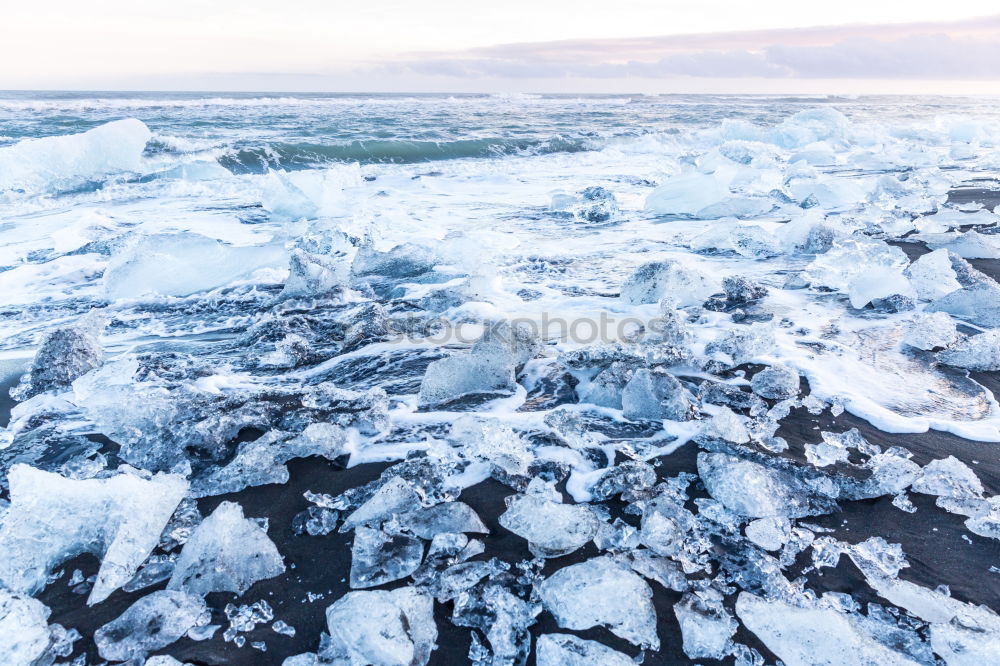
[3, 1, 1000, 93]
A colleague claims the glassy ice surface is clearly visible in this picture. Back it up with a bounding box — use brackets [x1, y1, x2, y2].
[167, 501, 285, 595]
[3, 95, 1000, 665]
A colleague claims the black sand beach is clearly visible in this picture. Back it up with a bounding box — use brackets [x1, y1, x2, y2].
[10, 190, 1000, 665]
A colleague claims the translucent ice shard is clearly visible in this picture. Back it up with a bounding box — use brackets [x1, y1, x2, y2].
[903, 312, 959, 350]
[750, 364, 800, 400]
[399, 501, 488, 540]
[190, 425, 349, 497]
[417, 346, 516, 408]
[343, 476, 423, 529]
[736, 592, 923, 666]
[0, 118, 151, 194]
[351, 242, 438, 279]
[103, 232, 286, 300]
[912, 456, 983, 499]
[0, 464, 187, 605]
[674, 591, 737, 660]
[499, 479, 599, 558]
[95, 590, 209, 663]
[745, 516, 792, 551]
[937, 330, 1000, 371]
[452, 581, 538, 663]
[697, 452, 838, 518]
[349, 525, 424, 588]
[322, 587, 437, 665]
[903, 249, 964, 302]
[450, 415, 533, 480]
[539, 556, 659, 648]
[620, 259, 717, 306]
[168, 501, 285, 596]
[552, 186, 621, 223]
[535, 633, 634, 666]
[0, 589, 52, 666]
[621, 367, 695, 421]
[645, 171, 729, 217]
[11, 310, 104, 401]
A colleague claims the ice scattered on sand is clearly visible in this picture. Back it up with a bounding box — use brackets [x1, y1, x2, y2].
[0, 464, 187, 604]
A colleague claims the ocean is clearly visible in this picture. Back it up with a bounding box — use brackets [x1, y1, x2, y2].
[1, 92, 999, 664]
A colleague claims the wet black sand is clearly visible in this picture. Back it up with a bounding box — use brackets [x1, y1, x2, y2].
[25, 190, 1000, 664]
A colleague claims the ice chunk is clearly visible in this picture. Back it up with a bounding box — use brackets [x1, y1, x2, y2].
[706, 406, 751, 443]
[903, 312, 959, 350]
[168, 501, 284, 596]
[578, 361, 636, 409]
[937, 330, 1000, 371]
[103, 232, 286, 299]
[927, 281, 1000, 328]
[620, 259, 717, 306]
[931, 621, 1000, 666]
[0, 118, 151, 194]
[750, 364, 799, 400]
[806, 238, 909, 293]
[674, 592, 737, 660]
[539, 556, 659, 648]
[350, 525, 424, 588]
[705, 324, 775, 366]
[697, 452, 837, 518]
[904, 249, 964, 301]
[0, 589, 52, 666]
[399, 501, 488, 540]
[351, 242, 437, 278]
[691, 222, 782, 258]
[452, 582, 538, 663]
[535, 633, 634, 666]
[417, 346, 516, 408]
[95, 590, 209, 663]
[450, 415, 533, 479]
[0, 464, 187, 605]
[472, 320, 542, 369]
[736, 592, 923, 666]
[724, 275, 769, 302]
[911, 456, 983, 499]
[745, 516, 792, 551]
[190, 425, 349, 497]
[10, 310, 104, 401]
[922, 230, 1000, 259]
[282, 248, 351, 298]
[645, 171, 729, 216]
[621, 367, 695, 421]
[322, 587, 436, 665]
[343, 476, 423, 529]
[847, 268, 915, 309]
[552, 186, 621, 223]
[499, 479, 600, 558]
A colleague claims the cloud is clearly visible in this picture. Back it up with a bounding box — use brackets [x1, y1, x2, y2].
[381, 15, 1000, 80]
